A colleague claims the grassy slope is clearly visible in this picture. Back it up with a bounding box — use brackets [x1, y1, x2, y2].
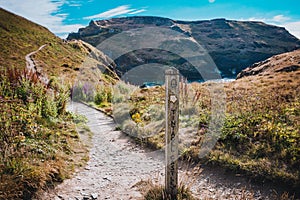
[0, 8, 87, 83]
[0, 8, 96, 199]
[211, 51, 300, 188]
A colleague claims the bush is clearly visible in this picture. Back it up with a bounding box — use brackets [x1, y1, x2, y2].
[94, 85, 112, 106]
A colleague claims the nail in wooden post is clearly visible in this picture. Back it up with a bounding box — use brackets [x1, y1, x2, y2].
[165, 67, 179, 200]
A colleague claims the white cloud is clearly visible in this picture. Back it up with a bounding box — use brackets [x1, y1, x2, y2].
[68, 3, 82, 7]
[272, 14, 290, 23]
[129, 9, 147, 15]
[247, 17, 267, 22]
[208, 0, 215, 3]
[0, 0, 63, 26]
[50, 23, 85, 38]
[84, 5, 133, 19]
[65, 0, 83, 7]
[268, 15, 299, 39]
[0, 0, 84, 38]
[283, 21, 300, 39]
[84, 5, 146, 20]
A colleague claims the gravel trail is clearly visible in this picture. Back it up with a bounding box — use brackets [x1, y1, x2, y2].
[40, 102, 289, 200]
[41, 102, 164, 200]
[25, 44, 48, 84]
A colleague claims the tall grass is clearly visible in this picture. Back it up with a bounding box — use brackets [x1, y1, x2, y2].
[0, 67, 80, 199]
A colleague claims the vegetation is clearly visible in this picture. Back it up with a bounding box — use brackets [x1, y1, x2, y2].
[136, 180, 195, 200]
[99, 70, 300, 194]
[0, 67, 89, 199]
[144, 184, 195, 200]
[192, 75, 299, 189]
[0, 8, 94, 199]
[0, 8, 89, 84]
[71, 80, 115, 116]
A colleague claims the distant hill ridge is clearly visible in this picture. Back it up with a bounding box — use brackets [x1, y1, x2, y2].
[68, 16, 300, 80]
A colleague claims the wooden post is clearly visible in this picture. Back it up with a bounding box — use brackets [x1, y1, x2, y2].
[165, 67, 179, 200]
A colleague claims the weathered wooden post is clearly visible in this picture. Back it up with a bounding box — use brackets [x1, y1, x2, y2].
[165, 67, 179, 200]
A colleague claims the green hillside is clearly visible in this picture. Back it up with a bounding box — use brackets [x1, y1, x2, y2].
[0, 8, 94, 199]
[0, 8, 87, 82]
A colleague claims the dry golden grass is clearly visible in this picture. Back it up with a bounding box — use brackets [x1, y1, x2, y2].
[135, 179, 196, 200]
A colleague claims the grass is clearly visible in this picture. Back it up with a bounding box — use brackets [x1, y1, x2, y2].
[0, 8, 85, 74]
[0, 68, 90, 199]
[193, 76, 299, 191]
[144, 183, 195, 200]
[135, 179, 195, 200]
[0, 8, 115, 86]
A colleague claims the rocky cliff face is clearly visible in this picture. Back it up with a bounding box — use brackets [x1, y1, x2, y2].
[68, 16, 300, 80]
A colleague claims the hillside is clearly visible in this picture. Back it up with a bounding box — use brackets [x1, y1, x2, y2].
[237, 49, 300, 79]
[0, 8, 116, 84]
[0, 8, 79, 78]
[0, 8, 117, 199]
[67, 16, 300, 80]
[233, 49, 300, 114]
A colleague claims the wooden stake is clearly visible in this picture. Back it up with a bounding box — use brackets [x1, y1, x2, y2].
[165, 67, 179, 200]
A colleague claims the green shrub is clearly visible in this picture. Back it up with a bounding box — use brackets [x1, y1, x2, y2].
[94, 91, 104, 105]
[94, 85, 112, 105]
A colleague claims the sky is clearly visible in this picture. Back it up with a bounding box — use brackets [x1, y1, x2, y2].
[0, 0, 300, 39]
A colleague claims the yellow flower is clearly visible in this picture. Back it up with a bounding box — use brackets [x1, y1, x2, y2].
[132, 113, 142, 123]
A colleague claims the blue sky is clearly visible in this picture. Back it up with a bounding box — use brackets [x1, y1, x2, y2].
[0, 0, 300, 39]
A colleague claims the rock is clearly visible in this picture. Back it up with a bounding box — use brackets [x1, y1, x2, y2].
[67, 17, 300, 80]
[91, 193, 98, 199]
[103, 176, 111, 181]
[80, 192, 89, 196]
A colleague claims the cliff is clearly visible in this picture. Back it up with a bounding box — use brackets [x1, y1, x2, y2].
[68, 16, 300, 80]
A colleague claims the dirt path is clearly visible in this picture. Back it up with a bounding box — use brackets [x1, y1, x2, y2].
[25, 44, 48, 84]
[41, 102, 164, 200]
[40, 102, 286, 200]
